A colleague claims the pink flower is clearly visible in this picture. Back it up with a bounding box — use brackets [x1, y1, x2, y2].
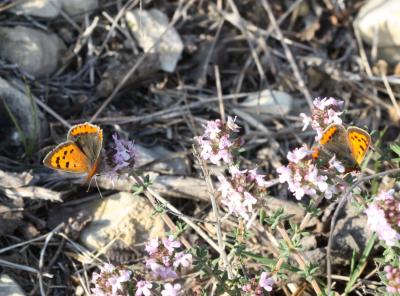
[162, 236, 181, 255]
[111, 134, 136, 171]
[204, 119, 222, 140]
[326, 109, 343, 125]
[219, 135, 233, 149]
[301, 97, 344, 140]
[328, 155, 345, 173]
[195, 116, 242, 165]
[161, 283, 182, 296]
[365, 190, 400, 246]
[287, 145, 312, 164]
[313, 97, 343, 110]
[324, 185, 338, 199]
[376, 189, 395, 201]
[306, 166, 328, 192]
[173, 252, 192, 268]
[278, 145, 340, 201]
[384, 265, 400, 294]
[90, 264, 132, 296]
[145, 238, 159, 255]
[144, 236, 191, 280]
[242, 272, 274, 295]
[277, 166, 292, 183]
[103, 263, 116, 273]
[217, 167, 268, 220]
[145, 258, 177, 279]
[135, 281, 153, 296]
[259, 272, 274, 292]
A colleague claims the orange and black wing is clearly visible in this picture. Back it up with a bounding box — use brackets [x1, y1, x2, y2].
[347, 127, 371, 165]
[43, 141, 90, 173]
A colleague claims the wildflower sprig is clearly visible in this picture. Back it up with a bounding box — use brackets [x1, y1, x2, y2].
[90, 236, 192, 296]
[278, 97, 349, 201]
[300, 97, 344, 140]
[365, 190, 400, 246]
[194, 116, 243, 166]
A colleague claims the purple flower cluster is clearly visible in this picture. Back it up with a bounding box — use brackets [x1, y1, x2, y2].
[241, 272, 274, 295]
[217, 166, 269, 220]
[105, 134, 136, 179]
[300, 97, 344, 140]
[135, 280, 152, 296]
[135, 281, 182, 296]
[384, 265, 400, 294]
[91, 263, 132, 296]
[195, 116, 243, 165]
[365, 190, 400, 246]
[144, 236, 192, 280]
[161, 283, 183, 296]
[277, 145, 337, 200]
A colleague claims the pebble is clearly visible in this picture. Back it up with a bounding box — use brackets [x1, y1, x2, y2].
[80, 192, 166, 251]
[0, 274, 25, 296]
[11, 0, 61, 19]
[355, 0, 400, 64]
[0, 26, 66, 77]
[126, 9, 184, 72]
[238, 89, 293, 117]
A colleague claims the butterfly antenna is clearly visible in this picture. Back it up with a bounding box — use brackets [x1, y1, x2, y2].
[86, 176, 94, 192]
[94, 175, 104, 199]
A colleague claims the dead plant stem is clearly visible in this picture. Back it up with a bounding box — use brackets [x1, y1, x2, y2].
[276, 225, 323, 295]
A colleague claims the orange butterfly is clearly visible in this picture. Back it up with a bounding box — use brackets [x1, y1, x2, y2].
[312, 123, 371, 172]
[43, 122, 103, 182]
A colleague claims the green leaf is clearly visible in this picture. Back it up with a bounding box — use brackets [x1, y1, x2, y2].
[344, 233, 377, 294]
[390, 143, 400, 157]
[241, 250, 300, 273]
[259, 208, 266, 224]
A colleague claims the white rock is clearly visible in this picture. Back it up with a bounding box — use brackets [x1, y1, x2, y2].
[0, 26, 66, 77]
[0, 274, 25, 296]
[238, 90, 293, 116]
[126, 9, 184, 72]
[136, 145, 187, 175]
[355, 0, 400, 64]
[11, 0, 61, 19]
[80, 192, 166, 251]
[61, 0, 98, 17]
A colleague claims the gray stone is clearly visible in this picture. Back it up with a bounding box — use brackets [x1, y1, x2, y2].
[0, 274, 25, 296]
[238, 90, 293, 117]
[11, 0, 61, 19]
[61, 0, 98, 17]
[331, 203, 372, 258]
[126, 9, 184, 72]
[80, 192, 166, 251]
[136, 145, 188, 175]
[0, 77, 48, 147]
[300, 235, 317, 251]
[354, 0, 400, 64]
[0, 26, 66, 77]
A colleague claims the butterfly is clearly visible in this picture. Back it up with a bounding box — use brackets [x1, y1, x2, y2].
[43, 122, 103, 182]
[312, 123, 371, 172]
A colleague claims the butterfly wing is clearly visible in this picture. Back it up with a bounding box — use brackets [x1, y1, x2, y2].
[67, 122, 103, 164]
[346, 127, 371, 165]
[67, 122, 103, 180]
[43, 141, 90, 173]
[317, 124, 358, 169]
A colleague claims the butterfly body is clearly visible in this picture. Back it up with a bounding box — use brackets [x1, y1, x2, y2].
[43, 122, 103, 182]
[312, 124, 371, 172]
